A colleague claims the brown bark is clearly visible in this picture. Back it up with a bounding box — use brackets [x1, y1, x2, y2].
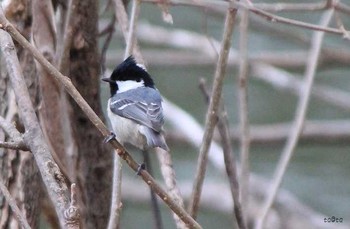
[68, 1, 112, 228]
[0, 2, 41, 228]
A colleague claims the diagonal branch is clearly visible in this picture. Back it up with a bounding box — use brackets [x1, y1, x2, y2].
[124, 0, 141, 59]
[237, 9, 250, 226]
[0, 6, 200, 229]
[0, 178, 31, 229]
[107, 152, 123, 229]
[187, 3, 237, 219]
[254, 8, 335, 229]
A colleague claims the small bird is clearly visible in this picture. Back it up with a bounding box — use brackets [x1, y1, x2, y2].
[102, 56, 169, 152]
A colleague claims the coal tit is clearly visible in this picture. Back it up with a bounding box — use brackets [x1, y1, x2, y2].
[102, 56, 169, 152]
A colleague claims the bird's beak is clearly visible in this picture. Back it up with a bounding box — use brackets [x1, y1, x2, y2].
[102, 77, 114, 83]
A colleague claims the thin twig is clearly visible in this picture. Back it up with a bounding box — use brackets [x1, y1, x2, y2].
[0, 140, 28, 150]
[0, 7, 201, 229]
[187, 4, 237, 219]
[57, 0, 78, 74]
[114, 0, 144, 64]
[0, 178, 32, 229]
[237, 9, 250, 225]
[236, 1, 348, 38]
[107, 152, 123, 229]
[124, 0, 141, 59]
[255, 8, 335, 229]
[143, 151, 164, 229]
[199, 79, 246, 229]
[100, 14, 116, 73]
[156, 148, 188, 229]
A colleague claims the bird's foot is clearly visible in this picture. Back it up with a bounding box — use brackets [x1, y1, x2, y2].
[136, 162, 146, 176]
[103, 132, 116, 143]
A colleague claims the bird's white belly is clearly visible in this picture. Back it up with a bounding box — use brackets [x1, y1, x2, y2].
[107, 101, 146, 149]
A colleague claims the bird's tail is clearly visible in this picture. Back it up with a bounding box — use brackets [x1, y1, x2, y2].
[142, 128, 169, 151]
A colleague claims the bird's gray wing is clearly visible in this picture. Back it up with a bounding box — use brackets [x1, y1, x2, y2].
[110, 96, 164, 132]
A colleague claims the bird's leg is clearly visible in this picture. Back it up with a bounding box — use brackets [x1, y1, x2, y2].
[103, 132, 116, 143]
[136, 162, 146, 175]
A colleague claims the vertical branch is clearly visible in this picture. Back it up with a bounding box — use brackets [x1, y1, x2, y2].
[107, 152, 123, 229]
[156, 148, 188, 229]
[57, 0, 79, 74]
[187, 3, 238, 219]
[31, 0, 69, 179]
[237, 9, 250, 224]
[114, 0, 144, 63]
[124, 0, 141, 59]
[255, 9, 334, 229]
[0, 179, 31, 229]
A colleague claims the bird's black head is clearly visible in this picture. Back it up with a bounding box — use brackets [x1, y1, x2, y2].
[102, 56, 155, 96]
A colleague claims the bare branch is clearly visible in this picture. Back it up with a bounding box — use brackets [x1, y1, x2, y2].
[56, 0, 79, 74]
[187, 4, 237, 219]
[237, 9, 250, 226]
[0, 140, 28, 150]
[113, 0, 145, 65]
[124, 0, 141, 59]
[0, 178, 32, 229]
[156, 148, 187, 229]
[0, 7, 200, 229]
[255, 9, 335, 229]
[107, 152, 123, 229]
[100, 14, 116, 73]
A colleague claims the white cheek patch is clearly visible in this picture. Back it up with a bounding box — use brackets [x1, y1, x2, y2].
[117, 80, 144, 93]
